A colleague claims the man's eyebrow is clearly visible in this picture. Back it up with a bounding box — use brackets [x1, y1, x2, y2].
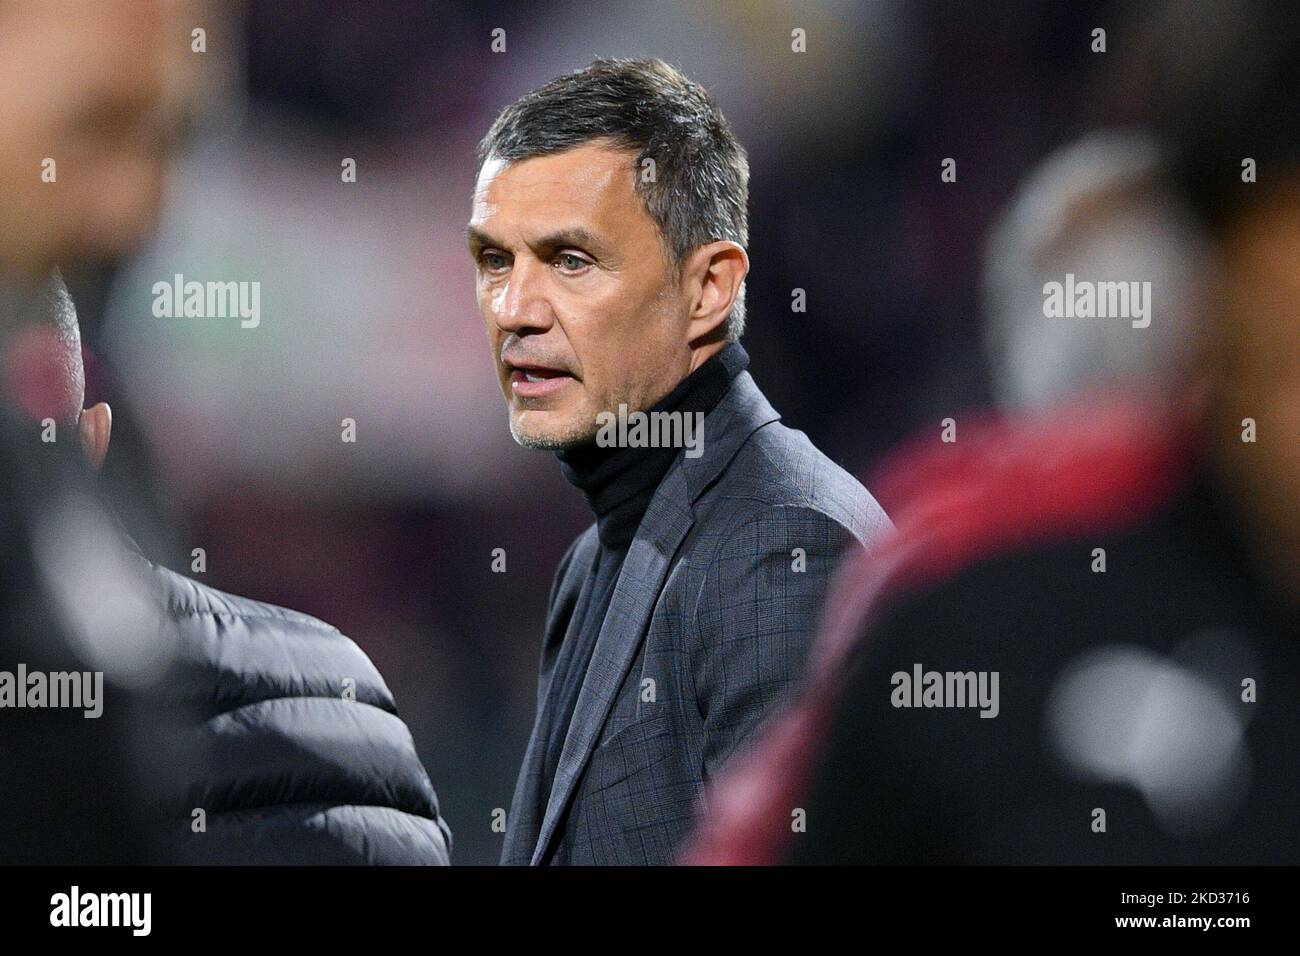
[464, 225, 608, 254]
[464, 225, 497, 252]
[531, 227, 606, 253]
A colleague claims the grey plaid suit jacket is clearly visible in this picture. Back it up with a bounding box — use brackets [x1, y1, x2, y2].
[501, 370, 891, 865]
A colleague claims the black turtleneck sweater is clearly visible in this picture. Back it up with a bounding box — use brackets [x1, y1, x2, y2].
[537, 342, 749, 821]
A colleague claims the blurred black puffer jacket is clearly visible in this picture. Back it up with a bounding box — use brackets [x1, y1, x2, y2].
[145, 555, 452, 865]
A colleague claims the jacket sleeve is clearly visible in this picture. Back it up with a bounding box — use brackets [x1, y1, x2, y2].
[149, 566, 453, 865]
[688, 504, 854, 781]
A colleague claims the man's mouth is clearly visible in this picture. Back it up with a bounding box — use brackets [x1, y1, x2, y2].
[506, 362, 576, 399]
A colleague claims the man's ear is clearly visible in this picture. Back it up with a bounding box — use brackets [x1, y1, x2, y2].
[77, 401, 111, 470]
[685, 240, 749, 347]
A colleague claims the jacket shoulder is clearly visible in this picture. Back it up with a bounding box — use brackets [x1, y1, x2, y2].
[705, 419, 892, 550]
[145, 560, 453, 864]
[149, 560, 396, 713]
[839, 398, 1194, 618]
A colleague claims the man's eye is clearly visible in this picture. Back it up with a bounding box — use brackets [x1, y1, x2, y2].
[555, 253, 589, 272]
[480, 252, 508, 271]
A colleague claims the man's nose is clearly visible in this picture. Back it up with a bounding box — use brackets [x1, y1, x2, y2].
[494, 257, 553, 335]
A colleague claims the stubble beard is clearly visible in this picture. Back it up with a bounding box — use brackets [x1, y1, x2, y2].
[508, 405, 602, 451]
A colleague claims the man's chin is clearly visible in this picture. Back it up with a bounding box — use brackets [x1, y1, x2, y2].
[508, 412, 598, 451]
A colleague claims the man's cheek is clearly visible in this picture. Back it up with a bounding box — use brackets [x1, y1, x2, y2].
[576, 372, 610, 418]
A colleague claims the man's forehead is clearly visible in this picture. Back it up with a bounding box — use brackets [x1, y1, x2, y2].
[471, 144, 639, 224]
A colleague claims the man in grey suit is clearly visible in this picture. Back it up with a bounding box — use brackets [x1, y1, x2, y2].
[467, 58, 891, 865]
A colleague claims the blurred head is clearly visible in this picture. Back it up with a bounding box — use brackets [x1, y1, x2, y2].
[1200, 178, 1300, 588]
[468, 58, 750, 450]
[1, 268, 111, 467]
[981, 129, 1209, 409]
[0, 0, 193, 280]
[1143, 0, 1300, 589]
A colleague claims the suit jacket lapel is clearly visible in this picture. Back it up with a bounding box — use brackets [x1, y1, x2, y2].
[501, 692, 550, 864]
[530, 467, 694, 864]
[501, 532, 595, 864]
[528, 371, 781, 864]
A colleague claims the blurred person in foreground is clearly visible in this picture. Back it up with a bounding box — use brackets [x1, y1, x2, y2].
[0, 0, 193, 865]
[685, 0, 1299, 865]
[0, 1, 450, 863]
[469, 58, 891, 865]
[3, 270, 452, 863]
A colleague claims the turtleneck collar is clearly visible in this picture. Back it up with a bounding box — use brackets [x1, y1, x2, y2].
[557, 341, 749, 548]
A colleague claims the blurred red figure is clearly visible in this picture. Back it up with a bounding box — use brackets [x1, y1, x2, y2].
[684, 0, 1300, 866]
